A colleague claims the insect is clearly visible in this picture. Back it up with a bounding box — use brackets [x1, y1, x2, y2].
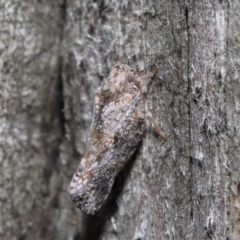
[68, 63, 166, 215]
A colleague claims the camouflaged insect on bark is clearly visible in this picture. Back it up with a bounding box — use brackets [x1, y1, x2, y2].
[68, 63, 163, 215]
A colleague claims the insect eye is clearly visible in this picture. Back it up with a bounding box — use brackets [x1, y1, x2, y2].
[127, 75, 135, 83]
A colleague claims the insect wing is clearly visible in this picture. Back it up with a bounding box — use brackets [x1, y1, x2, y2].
[68, 91, 145, 214]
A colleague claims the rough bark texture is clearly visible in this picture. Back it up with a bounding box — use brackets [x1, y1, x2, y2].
[0, 0, 239, 240]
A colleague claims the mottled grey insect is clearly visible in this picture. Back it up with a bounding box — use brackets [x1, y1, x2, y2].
[68, 63, 166, 215]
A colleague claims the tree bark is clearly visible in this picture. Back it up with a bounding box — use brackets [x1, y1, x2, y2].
[1, 0, 239, 240]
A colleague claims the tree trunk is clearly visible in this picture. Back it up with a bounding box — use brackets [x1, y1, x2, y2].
[1, 0, 239, 239]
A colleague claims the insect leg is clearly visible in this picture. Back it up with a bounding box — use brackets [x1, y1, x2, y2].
[147, 111, 167, 141]
[141, 66, 159, 79]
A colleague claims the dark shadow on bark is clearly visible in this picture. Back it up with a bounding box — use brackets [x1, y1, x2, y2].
[74, 142, 142, 240]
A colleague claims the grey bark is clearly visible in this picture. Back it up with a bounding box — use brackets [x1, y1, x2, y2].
[0, 0, 239, 240]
